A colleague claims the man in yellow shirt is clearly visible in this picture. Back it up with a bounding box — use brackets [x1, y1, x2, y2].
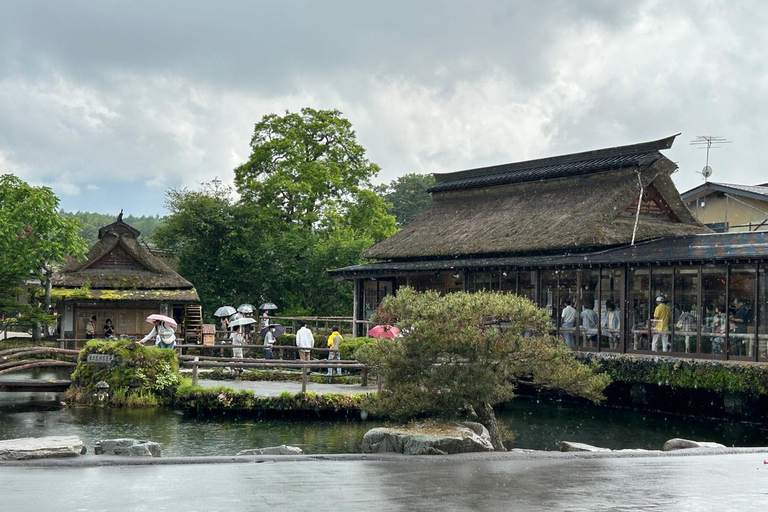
[652, 296, 671, 352]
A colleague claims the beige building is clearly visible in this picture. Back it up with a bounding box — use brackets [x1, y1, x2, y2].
[681, 182, 768, 232]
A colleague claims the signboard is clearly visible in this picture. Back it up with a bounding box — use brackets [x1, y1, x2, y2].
[87, 354, 114, 364]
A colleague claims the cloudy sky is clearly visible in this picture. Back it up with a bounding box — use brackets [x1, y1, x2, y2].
[1, 1, 765, 216]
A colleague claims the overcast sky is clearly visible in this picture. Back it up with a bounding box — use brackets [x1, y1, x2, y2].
[1, 1, 765, 217]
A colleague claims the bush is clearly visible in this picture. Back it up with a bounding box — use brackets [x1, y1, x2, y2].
[339, 337, 375, 360]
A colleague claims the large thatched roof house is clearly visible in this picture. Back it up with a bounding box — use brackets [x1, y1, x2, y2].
[332, 135, 768, 363]
[52, 216, 200, 341]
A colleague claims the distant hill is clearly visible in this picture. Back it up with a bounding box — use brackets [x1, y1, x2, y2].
[60, 211, 165, 246]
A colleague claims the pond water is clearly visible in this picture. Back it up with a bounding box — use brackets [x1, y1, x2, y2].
[2, 369, 767, 456]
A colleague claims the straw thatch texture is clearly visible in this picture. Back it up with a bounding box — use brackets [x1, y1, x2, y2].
[363, 163, 707, 260]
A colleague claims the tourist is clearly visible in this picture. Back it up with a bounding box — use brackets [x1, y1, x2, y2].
[675, 306, 697, 353]
[230, 324, 244, 359]
[711, 304, 727, 355]
[652, 296, 671, 352]
[327, 328, 343, 376]
[85, 315, 97, 339]
[580, 305, 599, 347]
[242, 312, 254, 342]
[103, 319, 116, 339]
[139, 320, 176, 349]
[296, 322, 314, 362]
[260, 310, 270, 329]
[729, 298, 749, 333]
[602, 300, 621, 349]
[220, 315, 230, 339]
[263, 325, 276, 360]
[560, 298, 577, 347]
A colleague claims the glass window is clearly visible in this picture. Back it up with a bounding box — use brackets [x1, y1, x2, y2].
[468, 272, 493, 292]
[362, 280, 393, 319]
[540, 271, 558, 336]
[701, 266, 727, 357]
[651, 268, 673, 353]
[519, 270, 536, 303]
[628, 268, 650, 351]
[728, 266, 756, 358]
[500, 270, 517, 293]
[673, 268, 698, 354]
[600, 268, 624, 351]
[579, 269, 600, 349]
[759, 266, 768, 361]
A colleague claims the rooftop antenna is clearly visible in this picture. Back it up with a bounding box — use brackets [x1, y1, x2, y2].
[690, 135, 732, 181]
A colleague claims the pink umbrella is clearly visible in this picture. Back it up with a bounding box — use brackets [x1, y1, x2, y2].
[367, 325, 400, 338]
[146, 314, 177, 330]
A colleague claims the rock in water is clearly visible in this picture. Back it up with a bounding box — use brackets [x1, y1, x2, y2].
[559, 441, 611, 452]
[236, 445, 304, 456]
[94, 438, 161, 457]
[0, 436, 86, 460]
[661, 438, 726, 451]
[362, 422, 494, 455]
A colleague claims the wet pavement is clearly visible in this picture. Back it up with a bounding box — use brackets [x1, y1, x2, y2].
[194, 375, 376, 396]
[3, 450, 768, 511]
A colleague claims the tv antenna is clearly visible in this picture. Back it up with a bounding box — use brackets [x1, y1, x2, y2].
[690, 135, 732, 181]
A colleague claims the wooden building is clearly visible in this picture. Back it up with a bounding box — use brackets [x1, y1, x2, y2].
[52, 217, 200, 341]
[331, 135, 768, 361]
[682, 181, 768, 232]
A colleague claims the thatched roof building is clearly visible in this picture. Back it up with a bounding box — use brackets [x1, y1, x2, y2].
[363, 134, 706, 260]
[52, 217, 199, 340]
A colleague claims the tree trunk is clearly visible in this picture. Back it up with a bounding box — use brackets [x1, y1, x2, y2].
[473, 402, 507, 452]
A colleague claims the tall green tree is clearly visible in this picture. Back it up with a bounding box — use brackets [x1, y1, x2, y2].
[377, 173, 436, 227]
[359, 288, 610, 450]
[60, 211, 164, 245]
[0, 175, 87, 337]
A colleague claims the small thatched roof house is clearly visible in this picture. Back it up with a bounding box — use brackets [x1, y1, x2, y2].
[363, 134, 705, 260]
[52, 216, 200, 340]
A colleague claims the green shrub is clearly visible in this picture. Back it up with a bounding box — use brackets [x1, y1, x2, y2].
[339, 337, 375, 360]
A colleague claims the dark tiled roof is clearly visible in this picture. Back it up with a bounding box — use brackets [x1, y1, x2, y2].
[429, 134, 678, 193]
[330, 231, 768, 277]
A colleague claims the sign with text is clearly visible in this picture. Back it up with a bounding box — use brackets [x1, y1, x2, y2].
[86, 354, 114, 364]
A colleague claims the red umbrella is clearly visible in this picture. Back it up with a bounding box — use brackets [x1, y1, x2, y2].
[146, 314, 177, 330]
[367, 325, 400, 338]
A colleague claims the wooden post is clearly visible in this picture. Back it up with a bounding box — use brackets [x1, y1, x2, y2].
[361, 367, 368, 387]
[301, 365, 308, 393]
[192, 357, 199, 386]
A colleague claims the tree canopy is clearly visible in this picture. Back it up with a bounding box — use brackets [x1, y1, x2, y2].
[0, 175, 87, 335]
[60, 211, 163, 246]
[358, 287, 611, 450]
[154, 109, 397, 318]
[376, 173, 436, 227]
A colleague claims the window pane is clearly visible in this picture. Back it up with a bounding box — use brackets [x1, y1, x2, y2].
[651, 268, 673, 353]
[701, 266, 726, 356]
[728, 266, 756, 357]
[673, 268, 698, 354]
[579, 269, 600, 349]
[519, 271, 536, 303]
[540, 271, 558, 335]
[500, 271, 517, 293]
[628, 268, 650, 351]
[600, 269, 623, 351]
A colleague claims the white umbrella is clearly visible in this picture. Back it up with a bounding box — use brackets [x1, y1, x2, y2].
[230, 317, 257, 328]
[259, 302, 278, 310]
[229, 312, 243, 322]
[214, 306, 236, 317]
[237, 304, 256, 314]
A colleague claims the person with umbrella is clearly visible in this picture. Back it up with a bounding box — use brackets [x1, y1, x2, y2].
[263, 325, 276, 360]
[140, 315, 177, 349]
[214, 306, 236, 339]
[230, 324, 244, 359]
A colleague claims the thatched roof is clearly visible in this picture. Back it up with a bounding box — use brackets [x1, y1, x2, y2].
[52, 218, 198, 301]
[363, 135, 708, 260]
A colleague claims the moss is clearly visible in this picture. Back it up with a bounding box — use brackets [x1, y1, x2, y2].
[67, 339, 181, 407]
[50, 287, 92, 300]
[174, 387, 365, 415]
[575, 353, 768, 396]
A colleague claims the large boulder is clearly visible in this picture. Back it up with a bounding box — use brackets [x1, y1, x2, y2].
[236, 445, 304, 456]
[362, 422, 495, 455]
[0, 436, 86, 460]
[661, 438, 726, 451]
[559, 441, 611, 452]
[94, 438, 161, 457]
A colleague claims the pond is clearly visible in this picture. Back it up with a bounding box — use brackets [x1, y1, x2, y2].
[2, 369, 767, 456]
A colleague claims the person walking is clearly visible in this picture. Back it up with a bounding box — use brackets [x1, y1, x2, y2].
[263, 325, 276, 360]
[230, 325, 244, 359]
[139, 320, 176, 349]
[561, 299, 577, 347]
[652, 296, 671, 352]
[327, 328, 343, 376]
[295, 322, 314, 362]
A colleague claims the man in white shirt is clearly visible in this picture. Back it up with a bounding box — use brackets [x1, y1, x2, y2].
[561, 299, 577, 347]
[295, 322, 314, 362]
